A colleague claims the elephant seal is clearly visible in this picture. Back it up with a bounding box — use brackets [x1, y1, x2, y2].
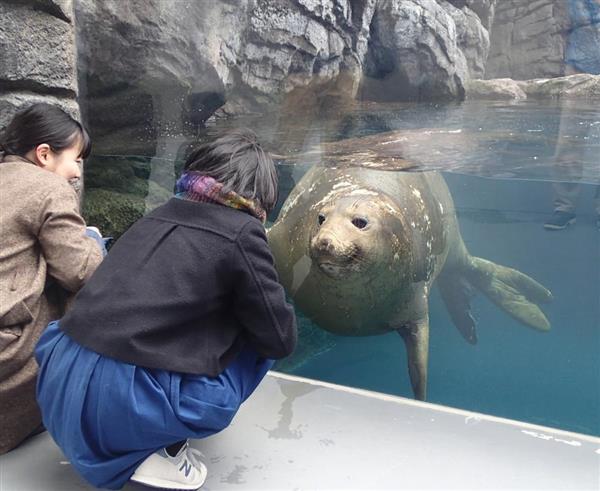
[268, 130, 553, 401]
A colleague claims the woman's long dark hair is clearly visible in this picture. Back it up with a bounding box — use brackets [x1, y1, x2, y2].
[0, 103, 91, 159]
[184, 128, 278, 213]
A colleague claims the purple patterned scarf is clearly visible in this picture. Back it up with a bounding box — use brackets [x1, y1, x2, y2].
[175, 172, 267, 223]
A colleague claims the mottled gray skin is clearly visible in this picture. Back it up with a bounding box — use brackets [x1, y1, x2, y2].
[268, 166, 552, 400]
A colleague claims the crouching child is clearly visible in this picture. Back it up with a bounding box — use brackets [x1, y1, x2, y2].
[35, 129, 297, 490]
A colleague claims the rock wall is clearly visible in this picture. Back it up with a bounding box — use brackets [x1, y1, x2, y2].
[72, 0, 497, 156]
[3, 1, 597, 132]
[73, 0, 378, 155]
[440, 0, 491, 79]
[6, 0, 597, 158]
[486, 0, 600, 79]
[361, 0, 469, 101]
[0, 0, 79, 129]
[74, 0, 229, 156]
[358, 0, 493, 100]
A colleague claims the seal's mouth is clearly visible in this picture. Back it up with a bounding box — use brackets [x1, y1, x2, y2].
[313, 249, 366, 278]
[309, 234, 365, 278]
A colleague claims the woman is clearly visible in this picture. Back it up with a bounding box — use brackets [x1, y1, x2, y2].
[0, 103, 103, 454]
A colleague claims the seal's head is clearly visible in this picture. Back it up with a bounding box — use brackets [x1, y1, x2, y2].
[309, 189, 410, 280]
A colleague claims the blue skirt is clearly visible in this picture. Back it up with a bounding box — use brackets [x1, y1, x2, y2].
[35, 321, 273, 489]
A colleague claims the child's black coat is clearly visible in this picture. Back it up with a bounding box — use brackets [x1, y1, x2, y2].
[61, 197, 297, 376]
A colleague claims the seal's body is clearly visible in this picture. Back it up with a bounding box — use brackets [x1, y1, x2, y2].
[268, 165, 552, 400]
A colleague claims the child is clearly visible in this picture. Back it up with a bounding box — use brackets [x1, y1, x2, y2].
[35, 129, 297, 490]
[0, 103, 104, 454]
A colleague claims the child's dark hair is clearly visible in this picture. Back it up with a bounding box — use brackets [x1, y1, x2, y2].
[0, 103, 91, 159]
[184, 128, 278, 212]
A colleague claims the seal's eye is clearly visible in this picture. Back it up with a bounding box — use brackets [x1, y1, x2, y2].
[318, 213, 326, 226]
[352, 217, 369, 229]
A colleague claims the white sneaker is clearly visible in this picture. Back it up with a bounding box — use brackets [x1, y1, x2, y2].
[131, 441, 207, 490]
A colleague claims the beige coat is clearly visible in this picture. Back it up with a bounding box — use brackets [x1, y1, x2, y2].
[0, 155, 102, 454]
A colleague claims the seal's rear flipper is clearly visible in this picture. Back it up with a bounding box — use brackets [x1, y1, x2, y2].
[466, 256, 553, 331]
[437, 273, 478, 344]
[398, 317, 429, 401]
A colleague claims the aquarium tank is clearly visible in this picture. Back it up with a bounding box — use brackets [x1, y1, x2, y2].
[1, 0, 598, 437]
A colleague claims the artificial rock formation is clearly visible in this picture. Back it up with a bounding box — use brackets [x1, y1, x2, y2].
[0, 0, 79, 129]
[73, 0, 379, 154]
[465, 78, 527, 100]
[362, 0, 469, 101]
[486, 0, 600, 80]
[518, 73, 600, 99]
[466, 73, 600, 100]
[73, 0, 496, 155]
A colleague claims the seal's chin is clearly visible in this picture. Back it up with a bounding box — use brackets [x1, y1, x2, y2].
[316, 260, 349, 279]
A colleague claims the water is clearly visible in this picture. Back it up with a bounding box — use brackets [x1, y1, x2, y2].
[276, 173, 599, 436]
[85, 99, 600, 436]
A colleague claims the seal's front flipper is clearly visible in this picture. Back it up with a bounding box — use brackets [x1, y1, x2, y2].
[397, 316, 429, 401]
[467, 256, 553, 331]
[437, 272, 477, 344]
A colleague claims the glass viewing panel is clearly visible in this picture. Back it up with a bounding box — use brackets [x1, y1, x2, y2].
[72, 1, 598, 436]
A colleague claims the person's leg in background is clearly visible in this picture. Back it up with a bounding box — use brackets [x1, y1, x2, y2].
[545, 149, 582, 230]
[543, 93, 594, 231]
[546, 0, 600, 229]
[594, 186, 600, 229]
[545, 179, 580, 230]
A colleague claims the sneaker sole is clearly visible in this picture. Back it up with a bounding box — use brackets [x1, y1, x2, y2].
[130, 473, 206, 490]
[544, 218, 576, 230]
